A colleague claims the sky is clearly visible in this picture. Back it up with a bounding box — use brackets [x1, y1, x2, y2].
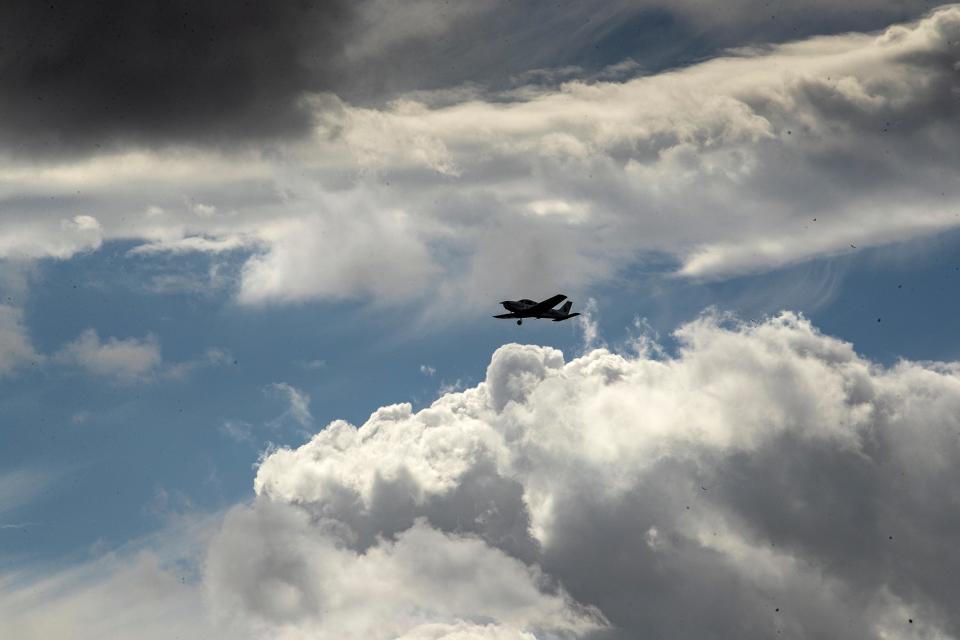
[1, 1, 960, 638]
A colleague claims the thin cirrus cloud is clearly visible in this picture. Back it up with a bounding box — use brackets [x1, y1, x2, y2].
[0, 8, 958, 311]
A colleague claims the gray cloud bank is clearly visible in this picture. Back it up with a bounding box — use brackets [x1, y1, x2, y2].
[198, 312, 960, 639]
[0, 0, 353, 154]
[0, 0, 943, 155]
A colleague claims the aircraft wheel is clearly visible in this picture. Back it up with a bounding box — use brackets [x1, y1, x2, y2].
[517, 319, 522, 325]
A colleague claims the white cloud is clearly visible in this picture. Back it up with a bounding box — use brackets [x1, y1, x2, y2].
[220, 420, 255, 444]
[0, 216, 102, 260]
[318, 5, 960, 285]
[265, 382, 312, 428]
[206, 508, 602, 640]
[576, 297, 602, 352]
[8, 312, 960, 637]
[0, 467, 61, 519]
[0, 512, 236, 640]
[236, 209, 438, 305]
[164, 347, 232, 380]
[212, 311, 960, 638]
[0, 9, 957, 309]
[0, 304, 39, 376]
[55, 329, 162, 382]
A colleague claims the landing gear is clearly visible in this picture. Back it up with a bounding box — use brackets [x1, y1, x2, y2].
[517, 319, 523, 325]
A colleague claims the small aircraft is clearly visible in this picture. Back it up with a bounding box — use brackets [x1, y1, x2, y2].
[493, 293, 581, 325]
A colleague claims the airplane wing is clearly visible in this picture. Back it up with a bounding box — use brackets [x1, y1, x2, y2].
[525, 294, 567, 315]
[493, 313, 517, 319]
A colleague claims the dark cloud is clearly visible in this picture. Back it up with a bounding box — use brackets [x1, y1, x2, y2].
[0, 0, 353, 154]
[0, 0, 945, 156]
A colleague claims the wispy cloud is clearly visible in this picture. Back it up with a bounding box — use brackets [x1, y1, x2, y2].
[577, 297, 603, 353]
[264, 382, 313, 429]
[0, 468, 63, 518]
[54, 329, 161, 382]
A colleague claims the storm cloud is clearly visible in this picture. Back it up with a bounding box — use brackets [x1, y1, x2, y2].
[0, 0, 354, 154]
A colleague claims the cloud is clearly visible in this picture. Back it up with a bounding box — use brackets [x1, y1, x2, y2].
[0, 304, 39, 375]
[50, 329, 226, 383]
[206, 508, 602, 640]
[0, 512, 235, 640]
[576, 298, 602, 353]
[237, 209, 438, 305]
[0, 0, 355, 155]
[219, 420, 255, 445]
[55, 329, 162, 382]
[0, 467, 61, 518]
[203, 311, 960, 638]
[0, 0, 939, 157]
[0, 216, 102, 260]
[315, 5, 960, 283]
[335, 0, 943, 104]
[164, 347, 232, 380]
[265, 382, 313, 428]
[1, 8, 959, 308]
[7, 311, 960, 637]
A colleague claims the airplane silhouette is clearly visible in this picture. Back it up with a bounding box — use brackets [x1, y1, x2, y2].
[493, 294, 581, 325]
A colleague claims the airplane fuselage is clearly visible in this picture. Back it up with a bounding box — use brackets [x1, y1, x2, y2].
[495, 294, 581, 324]
[501, 299, 568, 319]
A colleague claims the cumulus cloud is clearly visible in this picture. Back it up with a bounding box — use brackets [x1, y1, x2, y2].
[201, 312, 960, 638]
[55, 329, 162, 382]
[206, 508, 601, 640]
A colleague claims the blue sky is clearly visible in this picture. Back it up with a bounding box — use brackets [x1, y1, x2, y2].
[2, 2, 960, 639]
[5, 226, 958, 567]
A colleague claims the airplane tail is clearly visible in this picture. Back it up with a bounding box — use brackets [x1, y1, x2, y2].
[553, 301, 578, 321]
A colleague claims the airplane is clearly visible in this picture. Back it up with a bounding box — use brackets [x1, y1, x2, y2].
[493, 293, 581, 325]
